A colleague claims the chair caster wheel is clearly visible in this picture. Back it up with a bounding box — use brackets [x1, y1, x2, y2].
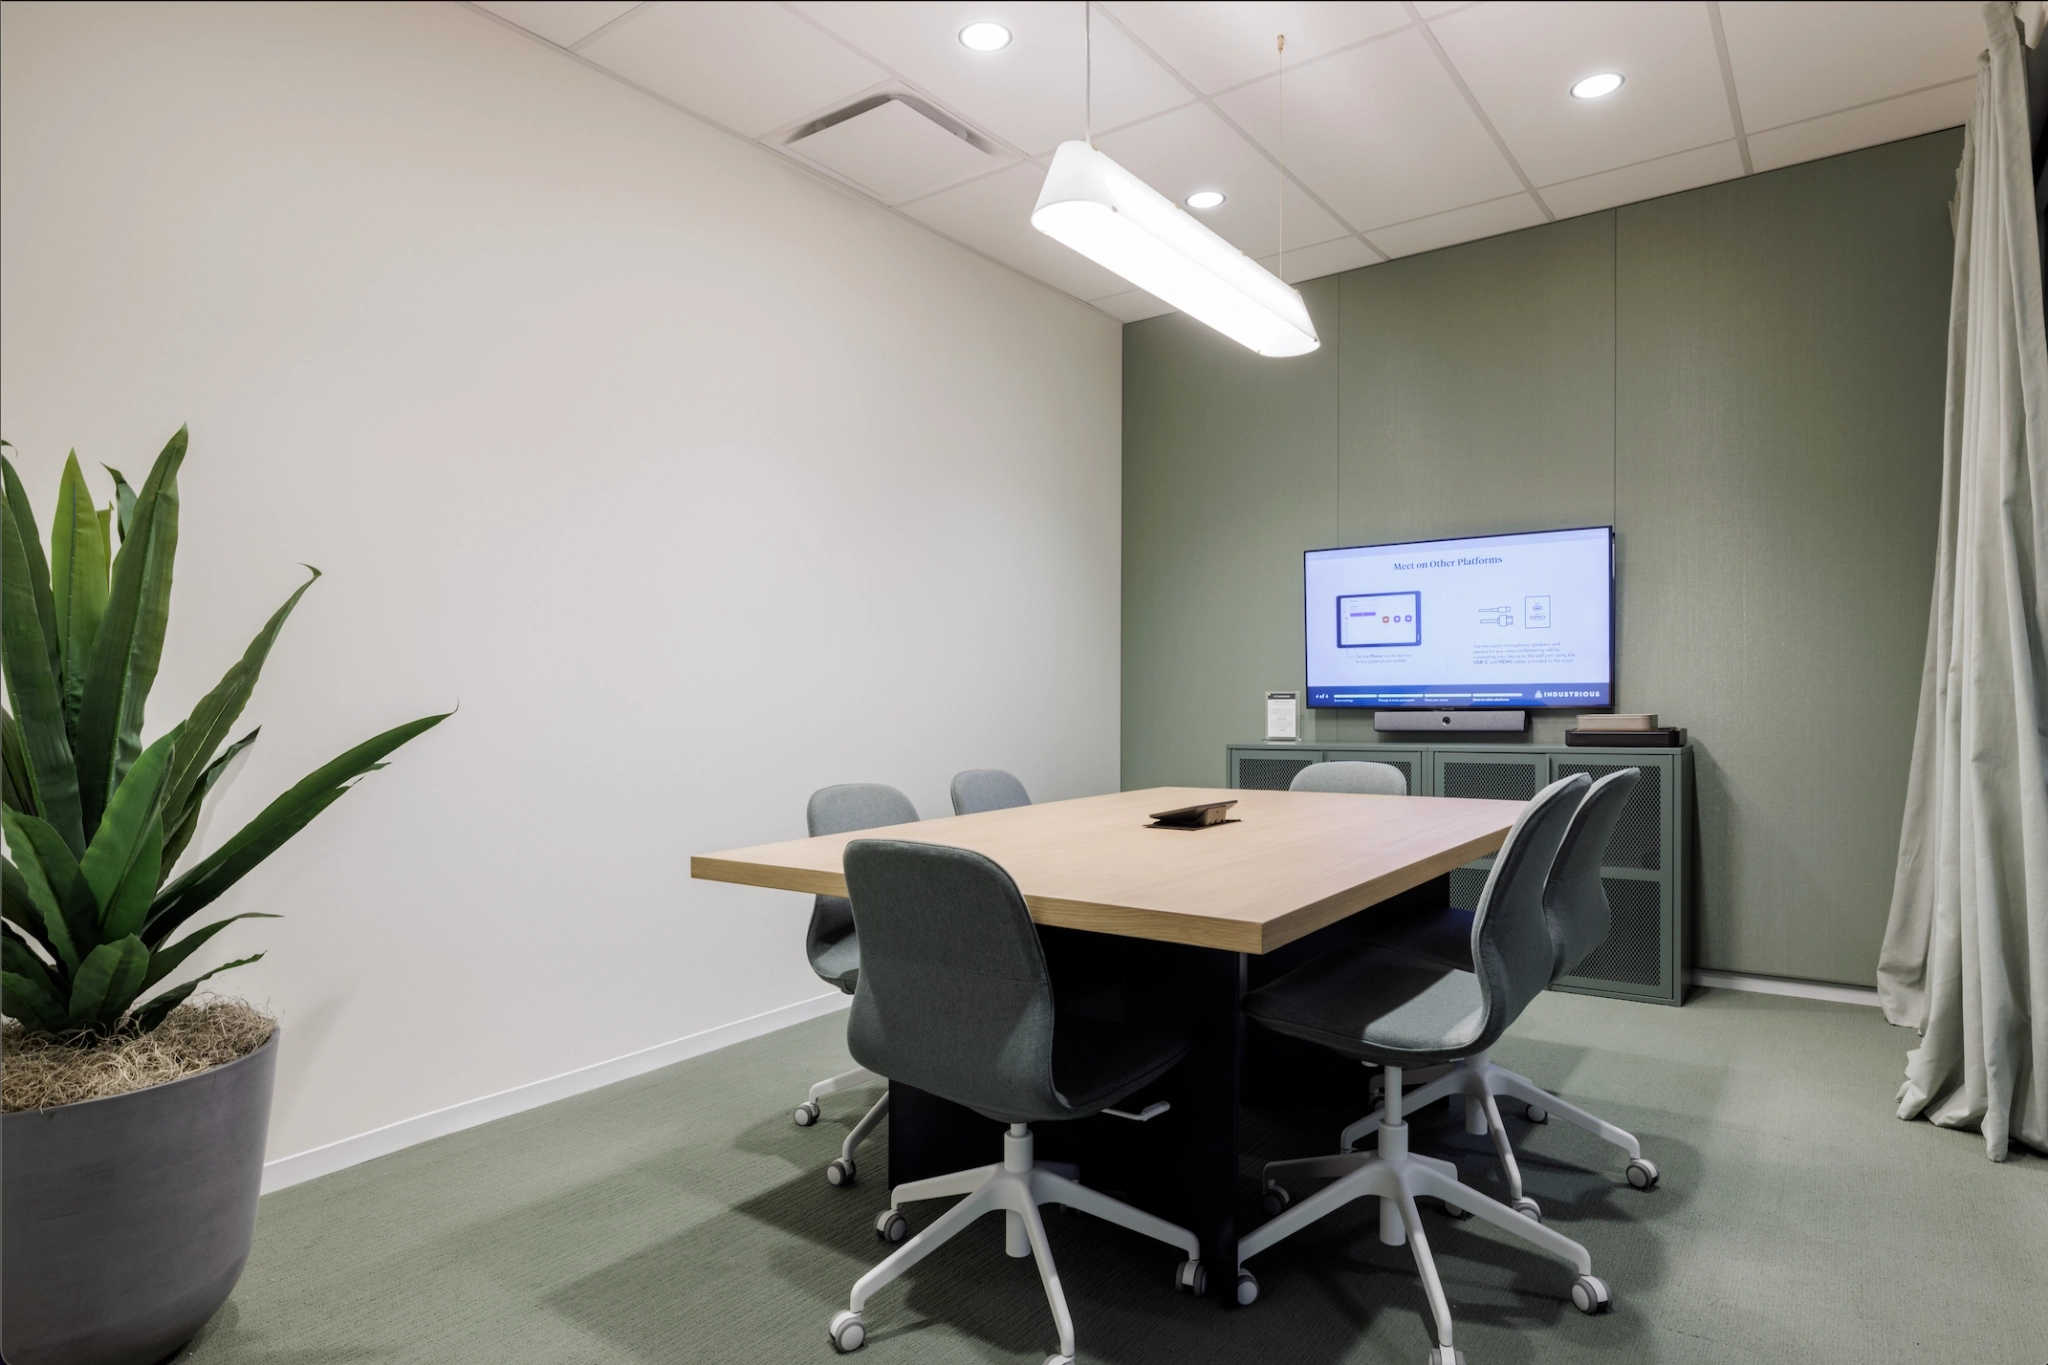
[1260, 1182, 1291, 1217]
[826, 1158, 855, 1186]
[1427, 1348, 1467, 1365]
[874, 1208, 907, 1243]
[828, 1309, 865, 1352]
[1571, 1274, 1612, 1314]
[1625, 1157, 1660, 1190]
[1044, 1356, 1075, 1365]
[1511, 1196, 1542, 1222]
[1524, 1102, 1548, 1123]
[1175, 1258, 1207, 1295]
[794, 1101, 820, 1127]
[1436, 1197, 1472, 1220]
[1234, 1270, 1259, 1306]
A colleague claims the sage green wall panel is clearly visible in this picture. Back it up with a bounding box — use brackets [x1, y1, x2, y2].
[1120, 276, 1340, 790]
[1615, 130, 1958, 985]
[1327, 211, 1619, 743]
[1121, 132, 1960, 986]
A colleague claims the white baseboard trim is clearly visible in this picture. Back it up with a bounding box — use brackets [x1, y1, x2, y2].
[1688, 969, 1880, 1008]
[261, 991, 852, 1194]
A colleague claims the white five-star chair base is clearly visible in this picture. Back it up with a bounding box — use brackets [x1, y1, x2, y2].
[793, 1067, 890, 1187]
[1240, 1066, 1612, 1365]
[1336, 1051, 1659, 1218]
[829, 1123, 1203, 1363]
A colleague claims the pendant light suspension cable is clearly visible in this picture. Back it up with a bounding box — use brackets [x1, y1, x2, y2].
[1277, 34, 1285, 279]
[1085, 1, 1093, 145]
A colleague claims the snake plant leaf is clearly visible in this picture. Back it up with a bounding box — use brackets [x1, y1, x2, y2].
[103, 464, 136, 544]
[160, 727, 258, 881]
[68, 934, 148, 1026]
[100, 814, 162, 943]
[138, 911, 279, 994]
[1, 857, 59, 960]
[2, 807, 90, 971]
[75, 426, 184, 840]
[2, 707, 31, 815]
[3, 968, 68, 1033]
[51, 453, 111, 747]
[2, 457, 84, 854]
[129, 952, 264, 1034]
[162, 569, 318, 841]
[144, 710, 447, 946]
[1, 920, 59, 991]
[79, 723, 180, 914]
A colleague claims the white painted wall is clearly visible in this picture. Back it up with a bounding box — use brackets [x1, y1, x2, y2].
[0, 1, 1121, 1165]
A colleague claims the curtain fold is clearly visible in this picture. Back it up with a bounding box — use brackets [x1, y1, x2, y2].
[1876, 3, 2048, 1162]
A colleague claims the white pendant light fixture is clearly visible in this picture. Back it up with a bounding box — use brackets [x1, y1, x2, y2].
[1031, 11, 1318, 357]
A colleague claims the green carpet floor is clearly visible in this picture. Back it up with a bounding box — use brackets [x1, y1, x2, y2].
[178, 989, 2047, 1365]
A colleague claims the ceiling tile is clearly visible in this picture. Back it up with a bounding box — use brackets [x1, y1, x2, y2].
[1746, 79, 1974, 173]
[1721, 1, 1986, 134]
[1256, 233, 1382, 284]
[1430, 1, 1732, 187]
[1414, 1, 1480, 16]
[1368, 193, 1545, 258]
[1215, 28, 1522, 232]
[1101, 2, 1410, 96]
[1092, 102, 1345, 259]
[1090, 289, 1179, 322]
[1540, 139, 1744, 219]
[790, 2, 1192, 156]
[899, 161, 1132, 301]
[578, 2, 889, 139]
[784, 98, 1005, 204]
[473, 1, 641, 49]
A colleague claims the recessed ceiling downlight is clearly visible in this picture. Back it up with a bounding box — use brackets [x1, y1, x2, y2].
[1570, 72, 1624, 99]
[959, 22, 1012, 52]
[1185, 190, 1226, 210]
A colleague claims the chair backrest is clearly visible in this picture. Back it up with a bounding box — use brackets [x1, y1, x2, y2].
[804, 784, 919, 989]
[950, 768, 1032, 816]
[1541, 767, 1640, 979]
[841, 839, 1064, 1124]
[1289, 761, 1408, 796]
[1464, 773, 1590, 1050]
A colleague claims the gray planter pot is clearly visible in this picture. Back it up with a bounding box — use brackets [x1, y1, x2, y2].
[2, 1028, 279, 1365]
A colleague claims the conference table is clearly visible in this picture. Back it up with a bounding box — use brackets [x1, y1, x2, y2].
[691, 785, 1521, 1295]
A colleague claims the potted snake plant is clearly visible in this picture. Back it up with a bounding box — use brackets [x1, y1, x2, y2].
[1, 428, 445, 1365]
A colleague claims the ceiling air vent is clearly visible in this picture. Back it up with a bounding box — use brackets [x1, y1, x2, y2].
[785, 94, 994, 205]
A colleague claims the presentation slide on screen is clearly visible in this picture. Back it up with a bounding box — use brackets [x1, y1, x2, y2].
[1305, 527, 1612, 708]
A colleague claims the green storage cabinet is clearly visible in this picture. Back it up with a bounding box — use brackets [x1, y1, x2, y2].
[1225, 740, 1690, 1005]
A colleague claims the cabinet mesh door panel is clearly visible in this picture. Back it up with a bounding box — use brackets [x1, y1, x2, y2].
[1555, 761, 1663, 870]
[1449, 866, 1489, 909]
[1566, 879, 1663, 987]
[1239, 756, 1314, 790]
[1441, 760, 1539, 802]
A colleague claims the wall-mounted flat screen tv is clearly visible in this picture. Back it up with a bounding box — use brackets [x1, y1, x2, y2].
[1304, 526, 1614, 710]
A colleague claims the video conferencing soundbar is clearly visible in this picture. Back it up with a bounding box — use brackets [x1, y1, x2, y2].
[1373, 710, 1527, 732]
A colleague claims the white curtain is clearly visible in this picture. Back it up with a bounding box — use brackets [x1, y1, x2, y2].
[1877, 3, 2048, 1162]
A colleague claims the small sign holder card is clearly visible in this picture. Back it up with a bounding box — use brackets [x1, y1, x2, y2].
[1265, 692, 1299, 743]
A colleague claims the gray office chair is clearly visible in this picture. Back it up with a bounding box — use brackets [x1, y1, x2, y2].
[825, 839, 1203, 1363]
[1235, 775, 1611, 1365]
[949, 768, 1032, 815]
[1339, 768, 1659, 1210]
[1289, 760, 1408, 795]
[792, 783, 920, 1187]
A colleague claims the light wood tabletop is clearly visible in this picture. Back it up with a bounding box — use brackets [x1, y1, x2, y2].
[691, 786, 1521, 953]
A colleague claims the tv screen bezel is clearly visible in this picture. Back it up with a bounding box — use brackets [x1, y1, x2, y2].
[1302, 525, 1615, 712]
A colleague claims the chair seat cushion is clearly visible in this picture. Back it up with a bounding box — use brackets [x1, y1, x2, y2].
[1051, 1015, 1190, 1114]
[810, 933, 861, 994]
[1365, 905, 1474, 972]
[1242, 942, 1487, 1067]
